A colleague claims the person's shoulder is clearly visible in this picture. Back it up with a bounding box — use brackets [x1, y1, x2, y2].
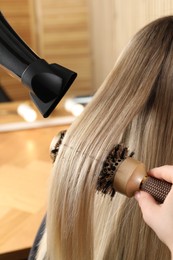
[28, 216, 47, 260]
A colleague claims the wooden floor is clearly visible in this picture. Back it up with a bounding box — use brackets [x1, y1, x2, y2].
[0, 124, 69, 259]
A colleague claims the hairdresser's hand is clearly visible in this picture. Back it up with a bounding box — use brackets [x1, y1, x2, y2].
[135, 166, 173, 256]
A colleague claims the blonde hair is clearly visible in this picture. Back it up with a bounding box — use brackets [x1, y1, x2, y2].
[41, 16, 173, 259]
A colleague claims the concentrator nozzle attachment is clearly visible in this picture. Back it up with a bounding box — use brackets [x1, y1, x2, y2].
[0, 11, 77, 117]
[22, 59, 77, 117]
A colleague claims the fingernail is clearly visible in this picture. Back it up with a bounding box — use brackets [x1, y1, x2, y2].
[134, 191, 141, 200]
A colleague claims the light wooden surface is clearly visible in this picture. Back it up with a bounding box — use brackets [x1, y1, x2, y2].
[89, 0, 173, 89]
[0, 0, 35, 101]
[34, 0, 92, 96]
[0, 123, 69, 259]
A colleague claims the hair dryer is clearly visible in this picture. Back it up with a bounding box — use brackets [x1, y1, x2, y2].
[0, 12, 77, 117]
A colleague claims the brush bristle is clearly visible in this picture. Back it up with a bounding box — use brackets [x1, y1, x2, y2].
[50, 130, 66, 162]
[97, 144, 134, 197]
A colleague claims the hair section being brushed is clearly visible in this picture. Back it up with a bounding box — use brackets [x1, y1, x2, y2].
[43, 16, 173, 260]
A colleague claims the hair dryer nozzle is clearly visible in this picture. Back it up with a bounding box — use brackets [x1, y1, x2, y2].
[22, 59, 77, 117]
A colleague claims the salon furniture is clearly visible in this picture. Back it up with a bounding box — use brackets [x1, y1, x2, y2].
[0, 102, 71, 260]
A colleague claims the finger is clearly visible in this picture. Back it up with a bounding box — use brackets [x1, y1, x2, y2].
[163, 184, 173, 204]
[135, 191, 160, 226]
[148, 165, 173, 183]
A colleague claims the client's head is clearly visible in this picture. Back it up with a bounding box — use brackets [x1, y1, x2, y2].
[42, 16, 173, 260]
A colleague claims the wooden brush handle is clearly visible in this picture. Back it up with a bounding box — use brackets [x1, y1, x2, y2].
[141, 176, 172, 203]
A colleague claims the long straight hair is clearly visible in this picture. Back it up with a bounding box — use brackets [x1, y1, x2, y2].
[40, 16, 173, 259]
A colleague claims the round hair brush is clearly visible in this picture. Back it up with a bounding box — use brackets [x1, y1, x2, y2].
[49, 132, 172, 204]
[97, 144, 172, 203]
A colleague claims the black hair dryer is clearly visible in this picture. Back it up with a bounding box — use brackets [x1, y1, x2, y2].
[0, 12, 77, 117]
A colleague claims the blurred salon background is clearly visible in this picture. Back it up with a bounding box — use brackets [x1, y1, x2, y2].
[0, 1, 173, 259]
[2, 1, 173, 105]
